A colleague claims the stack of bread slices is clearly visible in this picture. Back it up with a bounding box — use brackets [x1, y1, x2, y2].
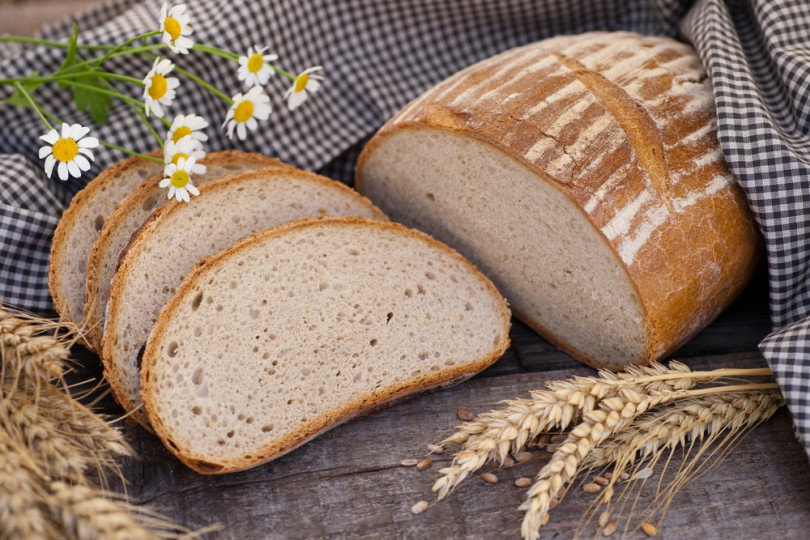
[50, 31, 762, 475]
[49, 151, 511, 473]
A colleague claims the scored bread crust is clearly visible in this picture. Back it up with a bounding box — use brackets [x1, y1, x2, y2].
[84, 150, 279, 351]
[356, 31, 762, 370]
[49, 152, 162, 329]
[141, 217, 511, 474]
[102, 165, 388, 428]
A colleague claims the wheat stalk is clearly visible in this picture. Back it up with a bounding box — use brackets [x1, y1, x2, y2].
[0, 307, 196, 539]
[432, 361, 696, 499]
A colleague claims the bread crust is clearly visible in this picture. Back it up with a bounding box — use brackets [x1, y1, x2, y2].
[49, 152, 161, 330]
[141, 217, 511, 473]
[84, 151, 279, 352]
[356, 31, 762, 369]
[102, 165, 388, 428]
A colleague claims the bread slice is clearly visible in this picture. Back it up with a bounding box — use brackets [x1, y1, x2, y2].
[49, 153, 163, 327]
[356, 31, 761, 370]
[103, 166, 387, 428]
[84, 151, 278, 351]
[141, 217, 510, 473]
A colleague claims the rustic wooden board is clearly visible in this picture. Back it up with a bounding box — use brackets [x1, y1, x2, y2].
[65, 273, 810, 539]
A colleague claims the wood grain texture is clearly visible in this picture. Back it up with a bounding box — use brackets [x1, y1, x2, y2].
[67, 273, 810, 539]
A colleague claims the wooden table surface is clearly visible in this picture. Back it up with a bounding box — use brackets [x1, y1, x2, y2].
[68, 270, 810, 540]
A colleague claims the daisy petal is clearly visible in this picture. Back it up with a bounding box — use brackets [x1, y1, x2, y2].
[78, 137, 99, 148]
[67, 160, 80, 178]
[78, 147, 94, 160]
[187, 183, 200, 196]
[159, 178, 171, 188]
[39, 129, 59, 144]
[181, 189, 190, 203]
[57, 161, 69, 181]
[237, 122, 247, 140]
[61, 123, 71, 138]
[74, 155, 91, 171]
[44, 155, 56, 178]
[167, 186, 176, 199]
[39, 145, 53, 159]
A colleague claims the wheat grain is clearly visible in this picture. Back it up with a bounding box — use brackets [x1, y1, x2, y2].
[481, 472, 499, 484]
[515, 477, 532, 488]
[411, 501, 429, 515]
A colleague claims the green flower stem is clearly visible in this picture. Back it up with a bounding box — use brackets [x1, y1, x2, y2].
[0, 36, 111, 51]
[172, 64, 233, 104]
[269, 64, 296, 80]
[38, 106, 163, 164]
[0, 71, 144, 87]
[60, 80, 144, 109]
[191, 43, 240, 62]
[13, 82, 53, 129]
[92, 30, 161, 68]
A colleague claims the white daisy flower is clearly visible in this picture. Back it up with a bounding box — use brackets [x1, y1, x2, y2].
[167, 113, 209, 144]
[163, 136, 207, 175]
[159, 3, 194, 54]
[222, 86, 272, 140]
[284, 66, 323, 111]
[159, 156, 200, 202]
[143, 58, 180, 117]
[38, 123, 99, 181]
[237, 46, 279, 88]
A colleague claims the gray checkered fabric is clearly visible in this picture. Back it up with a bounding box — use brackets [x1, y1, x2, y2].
[1, 0, 809, 457]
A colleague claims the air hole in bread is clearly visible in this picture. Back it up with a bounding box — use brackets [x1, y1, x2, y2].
[216, 304, 223, 312]
[193, 327, 202, 337]
[417, 285, 426, 295]
[142, 195, 158, 212]
[191, 367, 203, 385]
[465, 302, 473, 311]
[136, 345, 145, 370]
[418, 352, 429, 360]
[405, 289, 413, 298]
[249, 308, 260, 319]
[227, 430, 235, 438]
[369, 339, 378, 347]
[261, 424, 274, 433]
[319, 282, 329, 291]
[232, 215, 241, 224]
[425, 272, 436, 281]
[386, 312, 394, 323]
[426, 193, 435, 201]
[168, 342, 179, 358]
[191, 405, 202, 415]
[229, 281, 237, 290]
[94, 215, 105, 231]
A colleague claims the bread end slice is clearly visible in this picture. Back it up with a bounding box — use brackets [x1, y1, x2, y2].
[142, 217, 510, 474]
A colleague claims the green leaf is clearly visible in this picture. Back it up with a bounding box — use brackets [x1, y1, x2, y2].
[6, 71, 43, 107]
[58, 23, 79, 73]
[72, 74, 112, 124]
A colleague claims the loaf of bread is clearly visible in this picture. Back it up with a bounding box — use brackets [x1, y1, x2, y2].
[49, 153, 162, 329]
[356, 31, 761, 369]
[84, 151, 278, 351]
[142, 217, 510, 473]
[103, 166, 387, 427]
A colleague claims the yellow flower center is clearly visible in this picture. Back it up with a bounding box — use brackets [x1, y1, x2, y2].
[171, 152, 188, 166]
[172, 126, 192, 143]
[149, 74, 168, 100]
[294, 73, 309, 93]
[234, 101, 254, 123]
[164, 17, 182, 41]
[52, 138, 78, 162]
[247, 53, 264, 74]
[170, 169, 190, 188]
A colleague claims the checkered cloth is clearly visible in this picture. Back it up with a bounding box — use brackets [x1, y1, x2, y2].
[1, 0, 808, 457]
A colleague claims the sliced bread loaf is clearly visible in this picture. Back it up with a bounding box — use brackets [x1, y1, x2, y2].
[49, 153, 162, 327]
[141, 217, 510, 473]
[103, 166, 387, 427]
[84, 151, 278, 351]
[356, 31, 762, 370]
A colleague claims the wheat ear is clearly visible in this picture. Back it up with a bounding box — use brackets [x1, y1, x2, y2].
[432, 362, 694, 499]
